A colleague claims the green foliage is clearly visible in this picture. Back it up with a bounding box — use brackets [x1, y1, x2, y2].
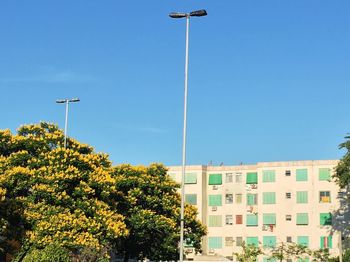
[0, 123, 128, 258]
[335, 134, 350, 187]
[112, 164, 206, 261]
[21, 244, 71, 262]
[0, 123, 207, 261]
[233, 241, 263, 262]
[343, 248, 350, 261]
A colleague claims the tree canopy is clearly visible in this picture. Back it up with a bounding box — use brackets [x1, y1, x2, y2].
[335, 134, 350, 188]
[112, 164, 206, 261]
[0, 122, 206, 261]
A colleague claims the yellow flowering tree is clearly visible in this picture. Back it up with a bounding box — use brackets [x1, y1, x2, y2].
[112, 164, 206, 261]
[0, 123, 128, 259]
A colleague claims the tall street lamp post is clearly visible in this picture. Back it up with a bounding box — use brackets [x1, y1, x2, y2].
[169, 9, 207, 262]
[56, 98, 80, 148]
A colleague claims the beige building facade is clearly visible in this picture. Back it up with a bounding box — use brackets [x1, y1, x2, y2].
[168, 160, 349, 262]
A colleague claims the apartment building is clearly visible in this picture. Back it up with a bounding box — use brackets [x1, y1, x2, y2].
[168, 160, 349, 262]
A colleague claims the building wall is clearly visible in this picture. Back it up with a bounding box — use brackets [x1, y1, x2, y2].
[168, 160, 348, 262]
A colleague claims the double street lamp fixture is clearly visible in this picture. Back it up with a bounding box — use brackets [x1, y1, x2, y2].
[169, 9, 207, 262]
[56, 98, 80, 149]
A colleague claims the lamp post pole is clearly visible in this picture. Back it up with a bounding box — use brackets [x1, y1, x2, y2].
[169, 9, 207, 262]
[56, 98, 80, 148]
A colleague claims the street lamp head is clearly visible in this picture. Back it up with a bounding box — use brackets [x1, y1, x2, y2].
[169, 12, 187, 18]
[56, 99, 66, 103]
[69, 98, 80, 103]
[190, 9, 207, 17]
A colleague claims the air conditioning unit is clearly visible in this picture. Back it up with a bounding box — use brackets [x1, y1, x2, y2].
[251, 184, 258, 189]
[208, 249, 215, 255]
[212, 185, 218, 190]
[211, 206, 217, 211]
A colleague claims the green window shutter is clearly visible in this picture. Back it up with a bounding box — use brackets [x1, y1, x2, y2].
[246, 237, 259, 247]
[246, 214, 258, 226]
[208, 237, 222, 249]
[263, 236, 276, 248]
[209, 195, 222, 206]
[263, 213, 276, 225]
[296, 169, 308, 181]
[296, 213, 309, 225]
[263, 170, 276, 182]
[296, 191, 308, 203]
[263, 192, 276, 204]
[297, 258, 310, 262]
[320, 236, 325, 248]
[209, 215, 222, 227]
[185, 173, 197, 184]
[320, 213, 332, 225]
[185, 194, 197, 205]
[329, 236, 333, 248]
[319, 168, 331, 181]
[246, 172, 258, 184]
[297, 236, 309, 247]
[247, 194, 257, 205]
[209, 174, 222, 185]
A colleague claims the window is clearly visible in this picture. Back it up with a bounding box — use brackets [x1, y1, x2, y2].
[286, 192, 291, 199]
[236, 215, 243, 224]
[225, 194, 233, 204]
[185, 194, 197, 205]
[225, 215, 233, 225]
[296, 169, 308, 181]
[247, 193, 258, 205]
[263, 192, 276, 204]
[185, 173, 197, 184]
[319, 168, 331, 181]
[208, 237, 222, 249]
[320, 236, 332, 248]
[235, 194, 242, 204]
[246, 237, 259, 247]
[286, 236, 292, 243]
[246, 172, 258, 184]
[286, 215, 292, 221]
[320, 191, 331, 203]
[208, 195, 222, 206]
[296, 213, 309, 225]
[263, 236, 276, 248]
[285, 170, 291, 176]
[263, 213, 276, 225]
[235, 173, 242, 183]
[209, 173, 222, 185]
[297, 259, 309, 262]
[236, 237, 243, 246]
[209, 215, 222, 227]
[226, 173, 233, 183]
[296, 191, 308, 203]
[263, 170, 276, 182]
[320, 213, 332, 226]
[246, 214, 258, 226]
[297, 236, 309, 247]
[225, 237, 234, 246]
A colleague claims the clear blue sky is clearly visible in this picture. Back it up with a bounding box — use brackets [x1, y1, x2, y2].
[1, 1, 350, 166]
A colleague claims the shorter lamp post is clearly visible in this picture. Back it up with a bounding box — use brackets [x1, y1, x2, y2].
[56, 98, 80, 148]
